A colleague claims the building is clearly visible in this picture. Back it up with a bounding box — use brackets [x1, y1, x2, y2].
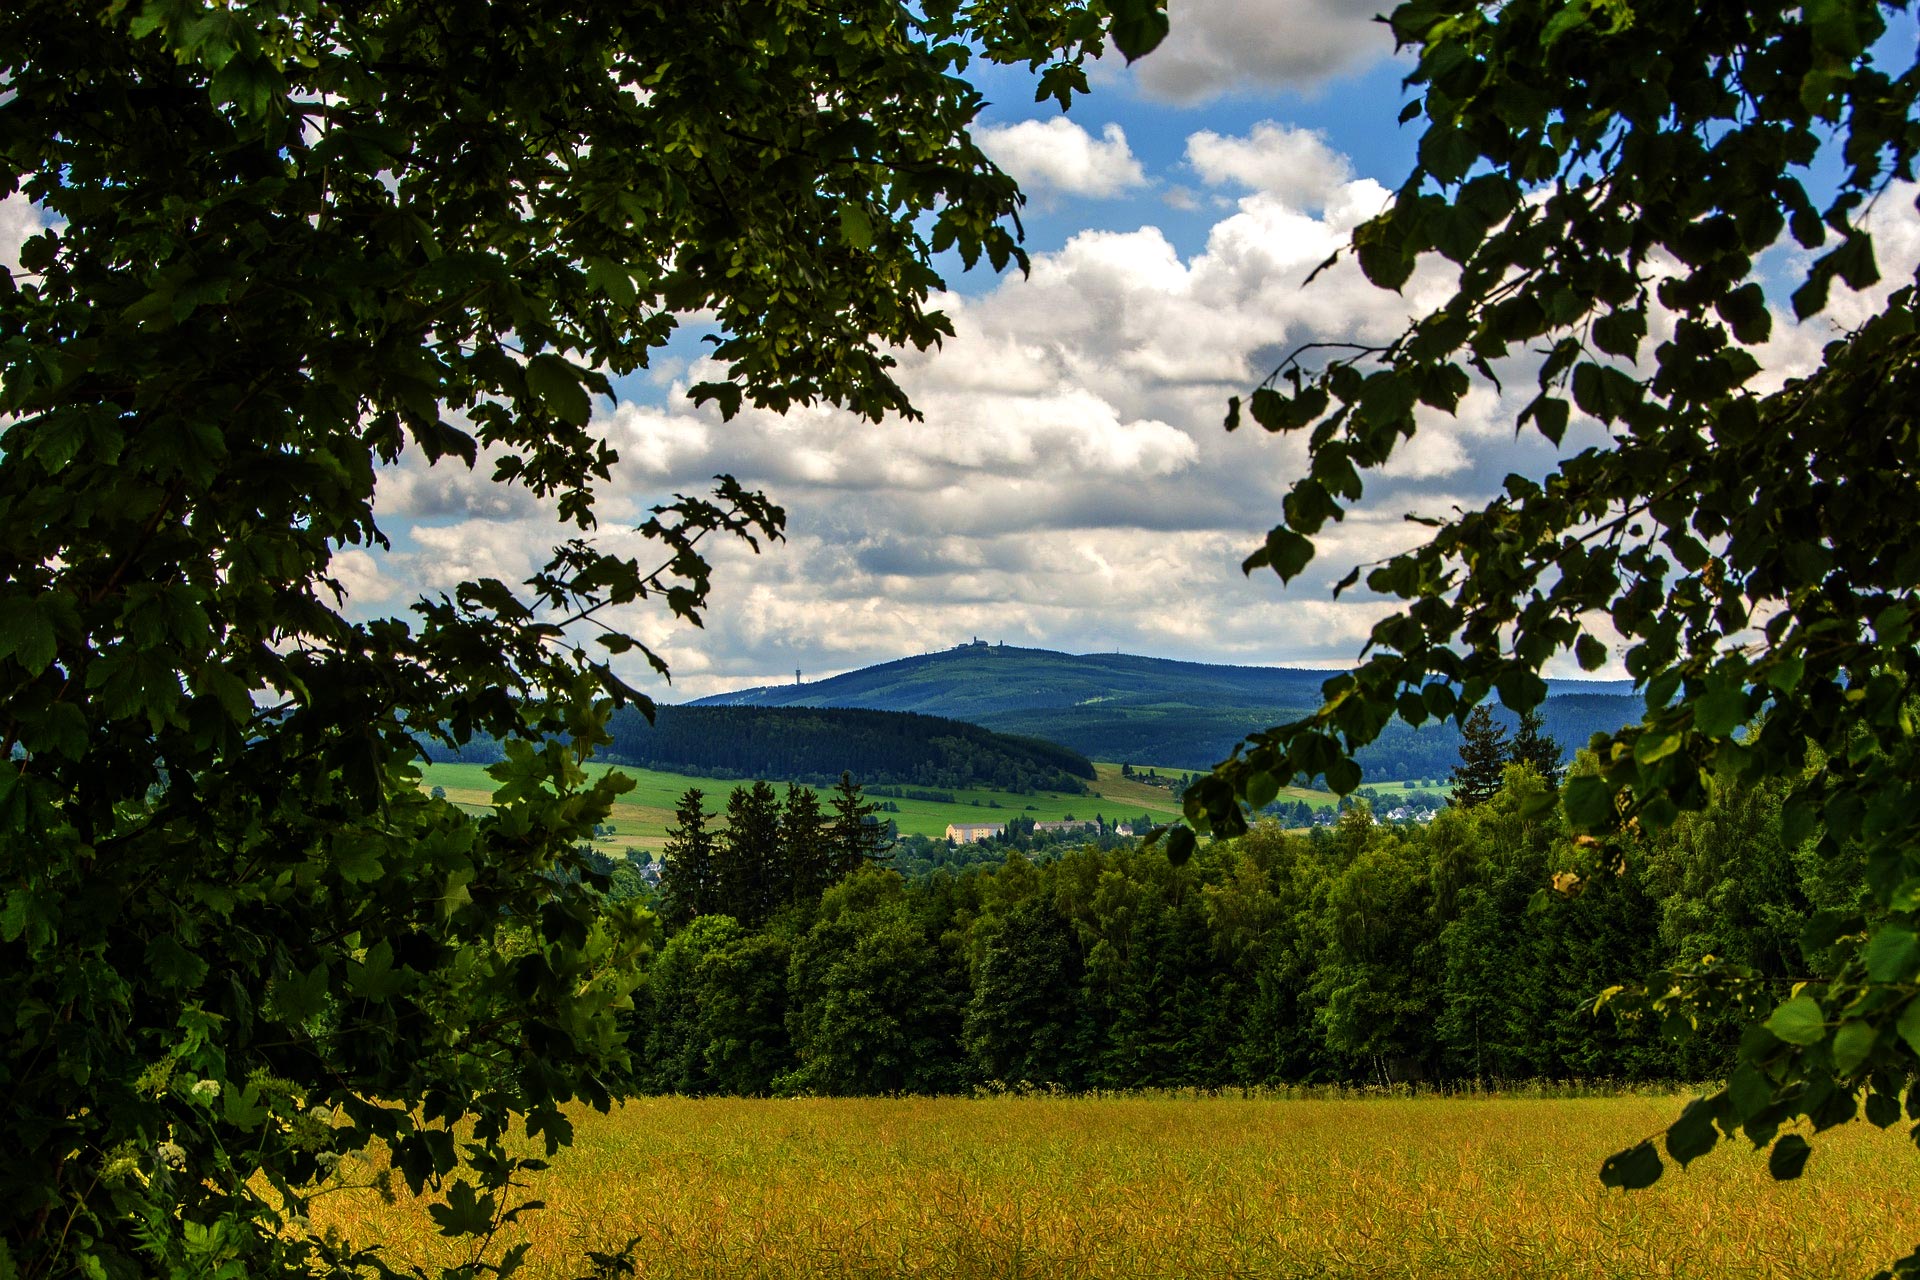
[1032, 820, 1096, 835]
[946, 822, 1006, 844]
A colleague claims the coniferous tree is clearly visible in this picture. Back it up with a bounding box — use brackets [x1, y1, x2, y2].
[781, 783, 833, 906]
[1448, 705, 1510, 809]
[1508, 707, 1564, 787]
[828, 771, 894, 878]
[659, 788, 719, 928]
[720, 781, 784, 926]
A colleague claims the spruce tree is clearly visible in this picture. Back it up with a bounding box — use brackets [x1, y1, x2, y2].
[1509, 707, 1564, 788]
[659, 788, 718, 928]
[720, 781, 783, 926]
[828, 771, 894, 878]
[1448, 706, 1510, 809]
[781, 783, 833, 907]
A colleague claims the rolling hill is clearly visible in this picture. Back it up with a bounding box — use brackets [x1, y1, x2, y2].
[693, 644, 1641, 779]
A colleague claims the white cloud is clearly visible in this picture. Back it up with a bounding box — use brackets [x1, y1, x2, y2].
[2, 194, 45, 274]
[1134, 0, 1394, 103]
[975, 118, 1148, 200]
[338, 124, 1644, 698]
[1187, 122, 1354, 210]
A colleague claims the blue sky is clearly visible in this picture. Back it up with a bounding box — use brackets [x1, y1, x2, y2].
[8, 3, 1894, 701]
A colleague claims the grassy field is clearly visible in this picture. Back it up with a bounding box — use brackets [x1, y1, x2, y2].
[311, 1095, 1920, 1280]
[418, 760, 1308, 856]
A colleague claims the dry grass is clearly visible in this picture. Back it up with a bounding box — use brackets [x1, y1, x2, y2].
[312, 1095, 1920, 1279]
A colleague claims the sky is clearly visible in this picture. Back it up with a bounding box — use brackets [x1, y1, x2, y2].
[7, 2, 1917, 703]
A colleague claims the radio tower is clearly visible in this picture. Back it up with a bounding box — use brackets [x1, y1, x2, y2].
[795, 669, 802, 686]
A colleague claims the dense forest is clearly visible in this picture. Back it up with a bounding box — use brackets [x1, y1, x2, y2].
[432, 705, 1097, 792]
[617, 753, 1850, 1094]
[606, 705, 1095, 792]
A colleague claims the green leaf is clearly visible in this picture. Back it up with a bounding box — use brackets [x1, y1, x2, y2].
[1832, 1019, 1877, 1075]
[348, 940, 405, 1000]
[1244, 771, 1280, 809]
[1727, 1064, 1773, 1119]
[1163, 825, 1197, 866]
[222, 1081, 270, 1131]
[0, 601, 57, 676]
[273, 962, 331, 1025]
[1896, 999, 1920, 1057]
[1633, 730, 1682, 764]
[1663, 1098, 1718, 1167]
[1562, 775, 1613, 830]
[526, 354, 591, 426]
[1692, 679, 1749, 738]
[147, 934, 209, 990]
[837, 202, 874, 251]
[1598, 1140, 1662, 1189]
[1107, 0, 1169, 62]
[332, 837, 385, 885]
[428, 1179, 498, 1238]
[1806, 0, 1866, 58]
[1866, 926, 1920, 984]
[1764, 995, 1827, 1046]
[1767, 1134, 1811, 1181]
[1261, 527, 1315, 581]
[1324, 757, 1362, 796]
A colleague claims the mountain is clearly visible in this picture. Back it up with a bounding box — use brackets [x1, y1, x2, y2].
[692, 643, 1641, 779]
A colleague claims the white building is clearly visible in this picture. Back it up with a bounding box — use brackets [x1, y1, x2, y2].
[946, 822, 1006, 844]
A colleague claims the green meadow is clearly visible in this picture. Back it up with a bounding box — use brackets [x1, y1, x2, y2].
[419, 759, 1341, 856]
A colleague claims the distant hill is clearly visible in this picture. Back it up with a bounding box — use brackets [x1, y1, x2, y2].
[600, 704, 1096, 794]
[693, 644, 1641, 779]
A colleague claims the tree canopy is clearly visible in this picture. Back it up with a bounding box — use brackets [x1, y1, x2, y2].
[0, 2, 1165, 1277]
[1178, 0, 1920, 1241]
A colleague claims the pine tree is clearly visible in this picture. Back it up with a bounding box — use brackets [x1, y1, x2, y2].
[1448, 706, 1510, 809]
[719, 781, 783, 926]
[1508, 707, 1564, 788]
[828, 772, 894, 878]
[781, 783, 832, 907]
[659, 789, 718, 929]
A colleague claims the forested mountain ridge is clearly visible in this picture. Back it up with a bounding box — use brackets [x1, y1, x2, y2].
[694, 645, 1639, 778]
[596, 705, 1096, 794]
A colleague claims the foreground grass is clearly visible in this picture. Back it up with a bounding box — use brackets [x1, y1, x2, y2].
[313, 1096, 1920, 1279]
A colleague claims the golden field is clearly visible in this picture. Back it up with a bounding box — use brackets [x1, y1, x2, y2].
[311, 1095, 1920, 1280]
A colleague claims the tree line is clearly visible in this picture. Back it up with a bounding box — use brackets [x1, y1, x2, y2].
[656, 773, 895, 929]
[605, 705, 1096, 794]
[621, 753, 1847, 1095]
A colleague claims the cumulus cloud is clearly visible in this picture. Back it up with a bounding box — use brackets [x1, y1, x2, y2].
[339, 119, 1489, 695]
[1134, 0, 1394, 104]
[1187, 122, 1354, 210]
[2, 194, 45, 274]
[975, 118, 1148, 200]
[367, 120, 1877, 699]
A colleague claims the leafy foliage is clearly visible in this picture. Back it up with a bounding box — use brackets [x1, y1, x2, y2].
[0, 0, 1166, 1276]
[627, 765, 1833, 1095]
[1181, 0, 1920, 1254]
